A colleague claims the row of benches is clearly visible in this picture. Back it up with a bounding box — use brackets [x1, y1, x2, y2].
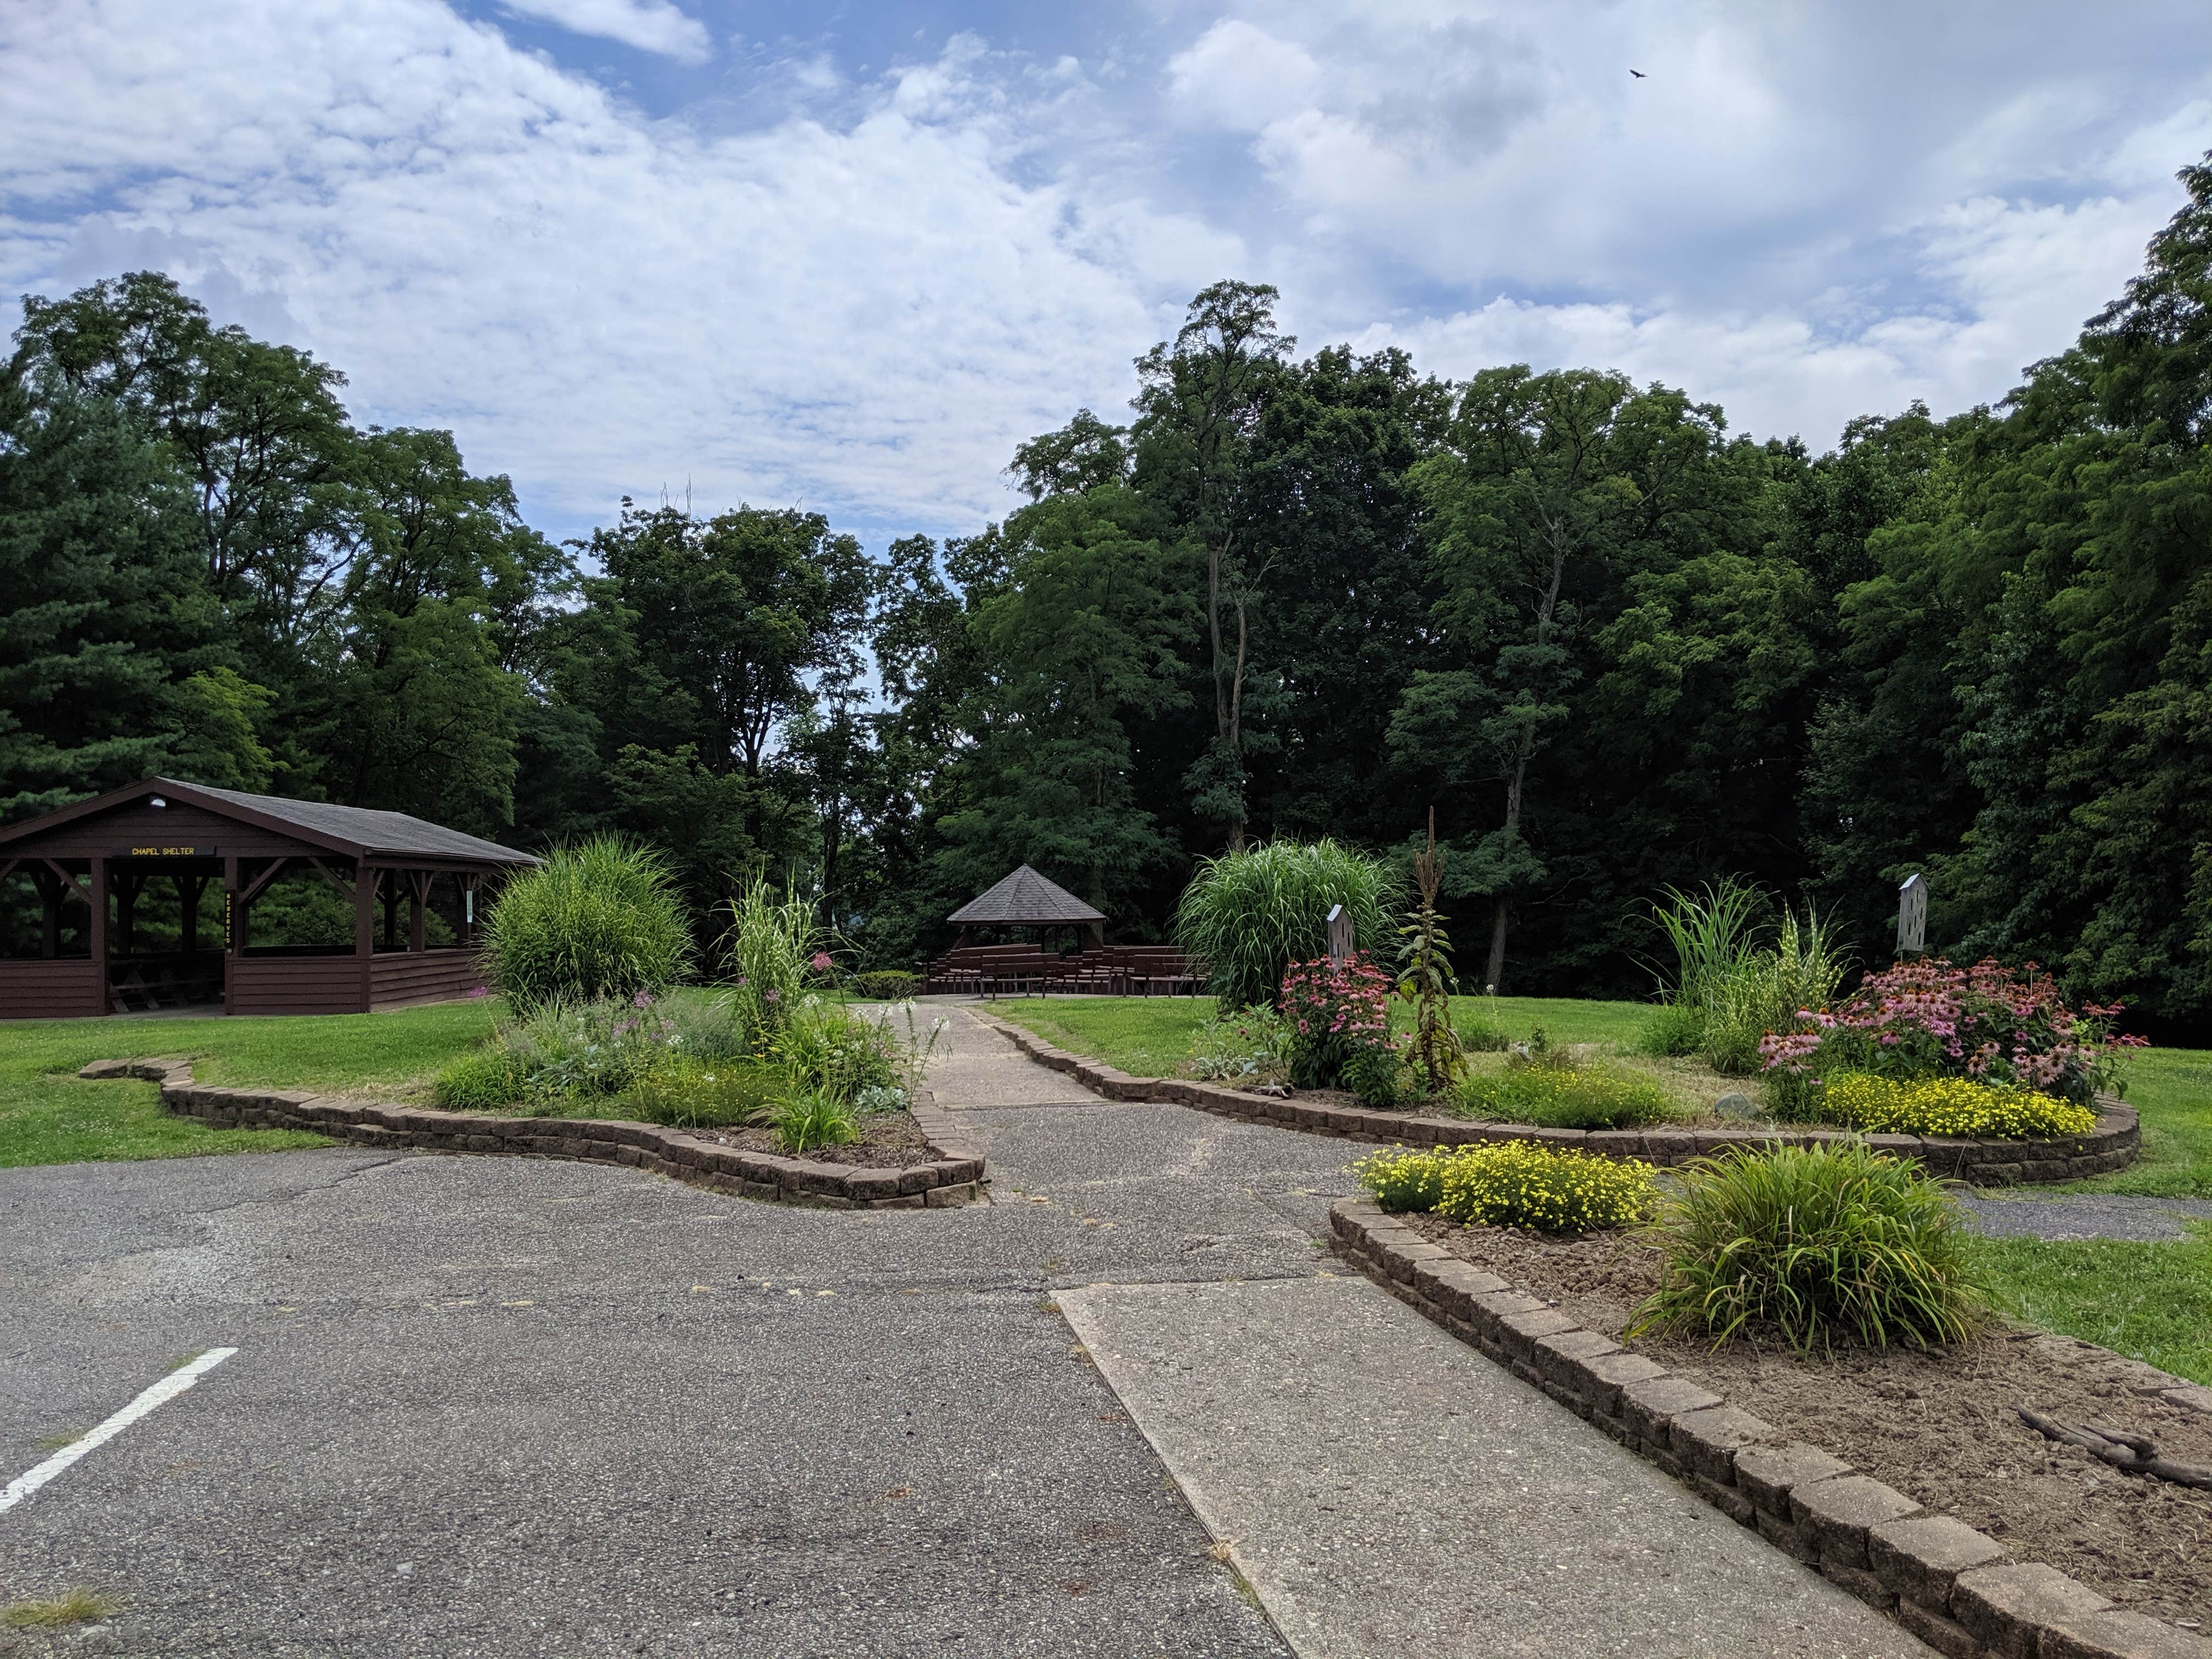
[922, 945, 1206, 998]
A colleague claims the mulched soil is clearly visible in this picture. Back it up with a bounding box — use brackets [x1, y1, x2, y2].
[674, 1108, 943, 1168]
[1403, 1211, 2212, 1622]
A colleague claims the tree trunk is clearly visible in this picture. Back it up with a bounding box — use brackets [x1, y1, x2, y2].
[1486, 896, 1509, 996]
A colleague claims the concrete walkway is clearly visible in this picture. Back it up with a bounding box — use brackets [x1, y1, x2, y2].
[938, 1009, 1925, 1658]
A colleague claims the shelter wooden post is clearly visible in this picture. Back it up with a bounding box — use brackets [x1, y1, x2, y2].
[408, 871, 431, 952]
[223, 854, 239, 1014]
[356, 866, 376, 1000]
[88, 857, 108, 1017]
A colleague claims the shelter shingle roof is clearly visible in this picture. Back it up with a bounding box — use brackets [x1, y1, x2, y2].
[946, 864, 1105, 926]
[0, 777, 538, 866]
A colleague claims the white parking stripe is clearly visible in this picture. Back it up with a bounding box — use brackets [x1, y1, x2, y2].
[1, 1347, 238, 1514]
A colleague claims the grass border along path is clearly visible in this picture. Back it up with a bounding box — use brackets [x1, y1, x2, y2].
[0, 1000, 501, 1168]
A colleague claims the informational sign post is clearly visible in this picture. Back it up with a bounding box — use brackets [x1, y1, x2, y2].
[1898, 872, 1927, 957]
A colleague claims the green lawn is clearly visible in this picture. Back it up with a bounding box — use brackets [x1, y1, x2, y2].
[1982, 1225, 2212, 1384]
[0, 998, 502, 1168]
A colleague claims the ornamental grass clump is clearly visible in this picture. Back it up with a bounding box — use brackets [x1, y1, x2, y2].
[1817, 1073, 2097, 1139]
[726, 874, 832, 1053]
[483, 836, 692, 1013]
[1175, 838, 1398, 1011]
[1351, 1143, 1657, 1233]
[1632, 1142, 1991, 1353]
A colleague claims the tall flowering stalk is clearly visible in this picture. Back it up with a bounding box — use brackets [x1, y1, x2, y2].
[1396, 810, 1468, 1093]
[1759, 956, 2145, 1107]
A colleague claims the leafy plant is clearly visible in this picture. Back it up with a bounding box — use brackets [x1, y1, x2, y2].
[1631, 1142, 1992, 1353]
[1351, 1143, 1657, 1233]
[1396, 810, 1468, 1092]
[771, 998, 900, 1103]
[1647, 878, 1765, 1019]
[1187, 1005, 1294, 1086]
[1815, 1073, 2098, 1139]
[501, 992, 684, 1097]
[852, 1083, 909, 1115]
[624, 1058, 784, 1129]
[1175, 838, 1400, 1011]
[865, 998, 950, 1093]
[768, 1089, 857, 1154]
[1454, 1060, 1679, 1130]
[483, 836, 693, 1013]
[727, 874, 832, 1053]
[1697, 905, 1852, 1075]
[1635, 1000, 1706, 1058]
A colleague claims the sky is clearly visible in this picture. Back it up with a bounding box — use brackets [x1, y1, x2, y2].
[5, 0, 2211, 550]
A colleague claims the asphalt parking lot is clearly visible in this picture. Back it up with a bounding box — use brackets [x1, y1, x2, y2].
[1, 1080, 1359, 1658]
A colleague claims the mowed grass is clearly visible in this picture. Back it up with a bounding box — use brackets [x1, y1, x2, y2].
[0, 998, 502, 1168]
[1980, 1225, 2212, 1385]
[993, 992, 1652, 1076]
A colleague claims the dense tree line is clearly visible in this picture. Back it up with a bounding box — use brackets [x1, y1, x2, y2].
[8, 157, 2212, 1029]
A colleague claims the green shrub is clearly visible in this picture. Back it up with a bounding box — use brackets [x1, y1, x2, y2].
[851, 969, 921, 1001]
[727, 875, 831, 1053]
[1454, 1060, 1680, 1130]
[1816, 1073, 2098, 1139]
[1352, 1143, 1657, 1233]
[432, 1049, 528, 1111]
[1632, 1142, 1991, 1352]
[483, 837, 692, 1012]
[661, 995, 746, 1063]
[1637, 1001, 1706, 1058]
[624, 1057, 785, 1129]
[771, 999, 900, 1104]
[1342, 1043, 1407, 1109]
[1175, 838, 1400, 1010]
[769, 1090, 857, 1154]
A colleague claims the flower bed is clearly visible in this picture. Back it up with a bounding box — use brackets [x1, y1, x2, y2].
[1331, 1199, 2212, 1656]
[976, 1011, 2141, 1185]
[1389, 1209, 2212, 1626]
[80, 1058, 988, 1210]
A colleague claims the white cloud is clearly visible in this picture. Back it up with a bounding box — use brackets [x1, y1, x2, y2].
[2, 0, 2209, 548]
[498, 0, 712, 63]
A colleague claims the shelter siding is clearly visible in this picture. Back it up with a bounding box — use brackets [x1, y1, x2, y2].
[230, 955, 368, 1015]
[370, 950, 486, 1009]
[0, 960, 101, 1018]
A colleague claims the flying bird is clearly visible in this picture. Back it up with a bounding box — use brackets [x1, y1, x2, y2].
[1629, 69, 1646, 78]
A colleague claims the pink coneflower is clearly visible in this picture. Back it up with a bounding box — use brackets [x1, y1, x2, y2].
[811, 952, 834, 972]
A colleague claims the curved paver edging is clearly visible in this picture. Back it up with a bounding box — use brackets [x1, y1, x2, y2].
[971, 1012, 2138, 1186]
[77, 1058, 988, 1210]
[1329, 1197, 2212, 1659]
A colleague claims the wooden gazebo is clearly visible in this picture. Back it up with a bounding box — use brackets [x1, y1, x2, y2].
[946, 864, 1107, 947]
[0, 778, 537, 1019]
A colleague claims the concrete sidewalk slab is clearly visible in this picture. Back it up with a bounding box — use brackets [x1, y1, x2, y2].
[1059, 1275, 1931, 1659]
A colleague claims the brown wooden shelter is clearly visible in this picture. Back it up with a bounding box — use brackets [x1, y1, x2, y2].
[0, 778, 538, 1019]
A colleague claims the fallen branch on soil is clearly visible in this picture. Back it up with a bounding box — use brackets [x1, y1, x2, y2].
[2018, 1407, 2212, 1489]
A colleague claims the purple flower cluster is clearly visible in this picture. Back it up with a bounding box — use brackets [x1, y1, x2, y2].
[1759, 956, 2145, 1104]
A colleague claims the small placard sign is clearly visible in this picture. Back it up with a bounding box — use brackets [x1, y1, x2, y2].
[111, 845, 214, 858]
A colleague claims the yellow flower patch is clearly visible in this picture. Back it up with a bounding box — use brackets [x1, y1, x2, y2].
[1352, 1141, 1656, 1233]
[1819, 1073, 2096, 1139]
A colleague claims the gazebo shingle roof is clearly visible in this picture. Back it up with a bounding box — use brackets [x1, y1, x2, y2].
[946, 864, 1105, 926]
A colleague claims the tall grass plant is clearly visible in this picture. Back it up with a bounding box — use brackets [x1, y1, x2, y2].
[1175, 838, 1399, 1011]
[727, 874, 831, 1053]
[483, 837, 692, 1012]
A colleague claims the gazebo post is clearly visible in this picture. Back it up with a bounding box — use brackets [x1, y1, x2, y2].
[223, 854, 239, 1014]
